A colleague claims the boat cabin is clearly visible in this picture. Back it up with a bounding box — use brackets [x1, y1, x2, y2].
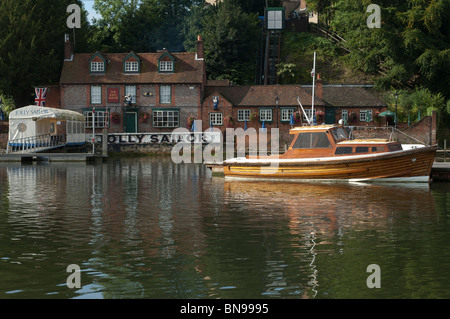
[279, 125, 402, 159]
[7, 105, 86, 153]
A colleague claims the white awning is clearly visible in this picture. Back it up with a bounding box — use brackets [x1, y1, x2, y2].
[9, 105, 85, 122]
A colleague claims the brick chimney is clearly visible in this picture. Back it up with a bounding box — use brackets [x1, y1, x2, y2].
[196, 35, 204, 60]
[64, 34, 73, 61]
[316, 73, 323, 99]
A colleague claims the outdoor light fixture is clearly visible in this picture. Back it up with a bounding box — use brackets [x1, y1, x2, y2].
[143, 91, 152, 96]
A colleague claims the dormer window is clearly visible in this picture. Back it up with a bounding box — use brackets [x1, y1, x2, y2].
[123, 52, 141, 74]
[160, 61, 173, 72]
[91, 62, 104, 72]
[158, 52, 175, 73]
[89, 52, 106, 74]
[125, 61, 138, 72]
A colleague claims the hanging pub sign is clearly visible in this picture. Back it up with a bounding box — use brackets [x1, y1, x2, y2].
[107, 88, 120, 103]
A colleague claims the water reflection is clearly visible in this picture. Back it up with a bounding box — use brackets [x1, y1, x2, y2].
[1, 159, 449, 299]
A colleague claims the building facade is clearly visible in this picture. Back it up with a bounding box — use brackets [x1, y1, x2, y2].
[60, 35, 206, 134]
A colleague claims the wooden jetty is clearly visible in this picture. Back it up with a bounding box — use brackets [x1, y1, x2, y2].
[0, 152, 106, 163]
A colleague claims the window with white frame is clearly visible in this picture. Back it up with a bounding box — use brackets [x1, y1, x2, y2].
[259, 109, 273, 122]
[84, 109, 109, 128]
[360, 109, 372, 122]
[238, 109, 251, 121]
[90, 62, 104, 72]
[125, 85, 137, 104]
[342, 109, 348, 123]
[125, 61, 139, 72]
[303, 109, 313, 122]
[153, 110, 179, 128]
[90, 86, 102, 104]
[209, 113, 223, 126]
[281, 108, 294, 122]
[160, 85, 171, 104]
[160, 61, 174, 72]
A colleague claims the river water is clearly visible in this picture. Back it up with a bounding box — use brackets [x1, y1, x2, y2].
[1, 157, 450, 299]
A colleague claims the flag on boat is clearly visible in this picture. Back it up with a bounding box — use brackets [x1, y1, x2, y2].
[191, 120, 197, 132]
[244, 120, 247, 131]
[261, 121, 265, 132]
[290, 114, 294, 125]
[35, 87, 47, 106]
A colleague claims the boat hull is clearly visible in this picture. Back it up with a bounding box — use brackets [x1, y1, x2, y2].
[222, 146, 437, 183]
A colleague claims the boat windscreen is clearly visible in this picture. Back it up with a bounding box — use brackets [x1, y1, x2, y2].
[293, 132, 332, 149]
[331, 127, 348, 141]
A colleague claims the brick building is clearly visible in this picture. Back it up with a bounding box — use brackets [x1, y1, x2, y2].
[59, 34, 206, 134]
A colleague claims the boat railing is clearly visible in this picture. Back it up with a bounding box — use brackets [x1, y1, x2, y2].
[6, 134, 66, 154]
[347, 126, 430, 146]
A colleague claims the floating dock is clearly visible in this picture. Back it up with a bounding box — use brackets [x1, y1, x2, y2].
[0, 152, 106, 163]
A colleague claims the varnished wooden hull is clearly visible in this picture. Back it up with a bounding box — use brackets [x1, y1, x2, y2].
[222, 146, 437, 183]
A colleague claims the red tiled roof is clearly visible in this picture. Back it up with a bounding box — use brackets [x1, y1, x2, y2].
[321, 86, 387, 107]
[60, 52, 205, 85]
[204, 85, 325, 107]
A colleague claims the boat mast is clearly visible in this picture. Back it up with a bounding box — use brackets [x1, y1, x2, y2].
[311, 52, 316, 126]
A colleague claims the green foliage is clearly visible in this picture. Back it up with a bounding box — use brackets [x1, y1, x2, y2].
[384, 87, 446, 123]
[92, 0, 203, 52]
[0, 0, 90, 107]
[200, 1, 260, 84]
[319, 0, 450, 98]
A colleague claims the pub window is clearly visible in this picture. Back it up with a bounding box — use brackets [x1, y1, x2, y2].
[84, 109, 109, 128]
[153, 110, 179, 128]
[209, 113, 223, 126]
[125, 85, 137, 104]
[259, 109, 272, 122]
[160, 85, 171, 104]
[281, 108, 294, 122]
[90, 86, 102, 104]
[90, 61, 104, 73]
[160, 61, 174, 72]
[238, 109, 250, 122]
[125, 61, 139, 72]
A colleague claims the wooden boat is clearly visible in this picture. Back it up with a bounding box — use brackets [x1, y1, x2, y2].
[219, 125, 437, 183]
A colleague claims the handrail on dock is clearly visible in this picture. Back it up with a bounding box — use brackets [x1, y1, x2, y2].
[6, 134, 66, 154]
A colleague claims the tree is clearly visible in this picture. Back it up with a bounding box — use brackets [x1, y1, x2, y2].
[201, 1, 260, 84]
[92, 0, 204, 52]
[325, 0, 450, 98]
[0, 0, 90, 107]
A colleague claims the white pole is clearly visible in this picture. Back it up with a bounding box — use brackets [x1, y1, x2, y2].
[92, 107, 95, 154]
[311, 52, 316, 126]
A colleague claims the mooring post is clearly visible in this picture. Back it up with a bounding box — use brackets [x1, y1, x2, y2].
[102, 128, 108, 157]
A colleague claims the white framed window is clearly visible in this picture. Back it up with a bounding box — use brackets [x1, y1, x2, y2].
[281, 108, 294, 122]
[125, 61, 138, 72]
[238, 109, 251, 121]
[125, 85, 137, 104]
[90, 62, 104, 72]
[84, 109, 109, 128]
[160, 85, 171, 104]
[259, 109, 273, 122]
[153, 110, 179, 128]
[342, 109, 348, 123]
[90, 86, 102, 104]
[360, 109, 372, 122]
[209, 113, 223, 126]
[160, 61, 174, 72]
[303, 109, 313, 122]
